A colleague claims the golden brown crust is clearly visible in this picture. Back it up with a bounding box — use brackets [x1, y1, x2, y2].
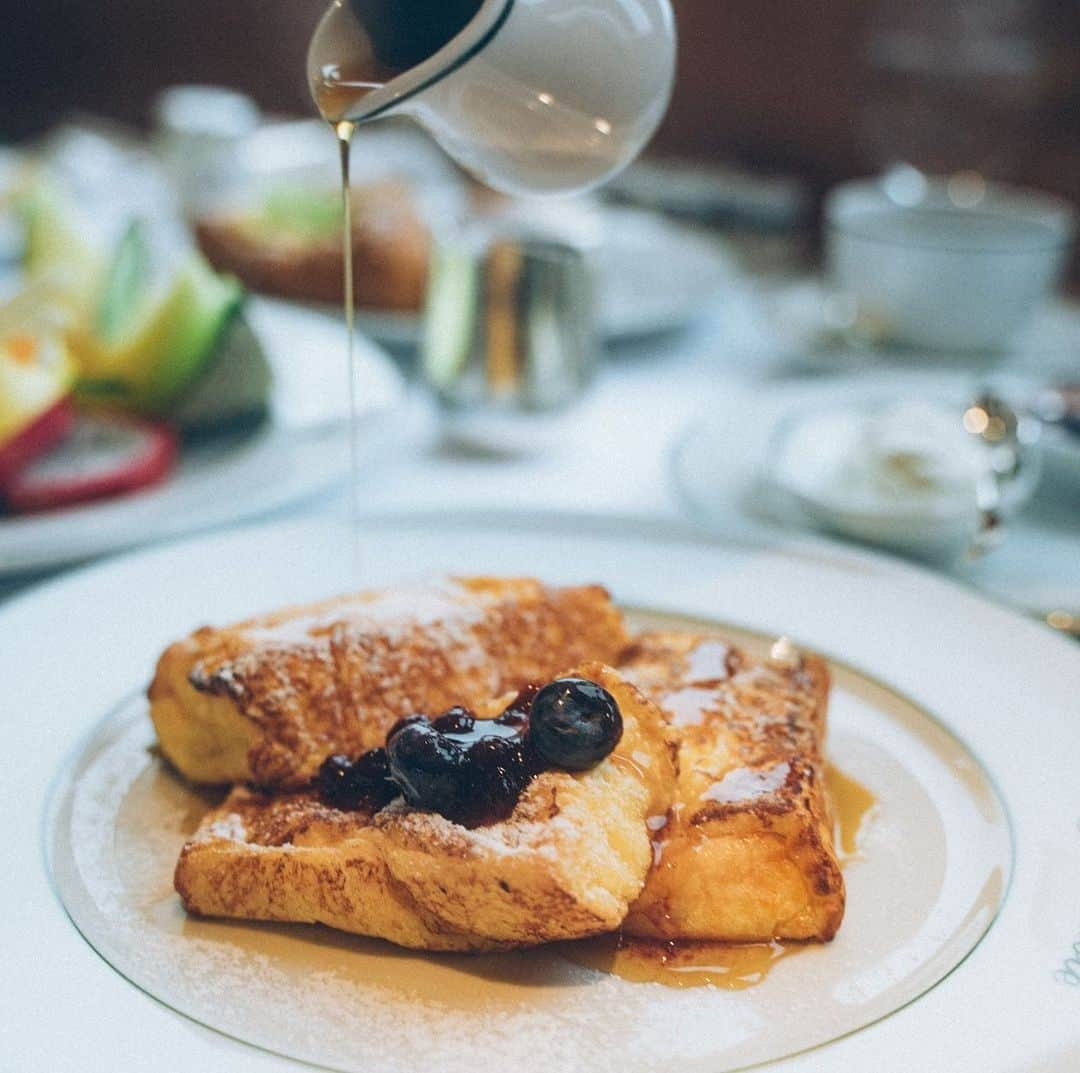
[150, 577, 628, 788]
[618, 631, 844, 942]
[168, 610, 844, 950]
[174, 664, 676, 950]
[194, 180, 429, 311]
[173, 788, 483, 952]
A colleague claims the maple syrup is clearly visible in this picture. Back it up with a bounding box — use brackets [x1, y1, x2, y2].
[332, 119, 362, 575]
[310, 1, 484, 580]
[310, 0, 485, 126]
[826, 761, 878, 862]
[563, 764, 877, 989]
[566, 934, 801, 991]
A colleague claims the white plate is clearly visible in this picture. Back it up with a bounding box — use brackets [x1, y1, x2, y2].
[1043, 422, 1080, 484]
[351, 209, 734, 347]
[733, 279, 1080, 380]
[5, 513, 1079, 1072]
[51, 615, 1009, 1071]
[672, 371, 1080, 616]
[0, 300, 404, 576]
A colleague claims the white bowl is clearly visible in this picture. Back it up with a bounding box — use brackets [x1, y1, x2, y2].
[764, 396, 1042, 565]
[825, 171, 1076, 352]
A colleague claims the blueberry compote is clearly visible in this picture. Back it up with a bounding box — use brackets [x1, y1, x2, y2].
[387, 701, 533, 827]
[316, 679, 623, 828]
[316, 747, 397, 810]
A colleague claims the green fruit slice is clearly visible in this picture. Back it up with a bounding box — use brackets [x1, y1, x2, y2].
[96, 220, 151, 343]
[79, 255, 243, 413]
[171, 312, 273, 431]
[421, 243, 478, 391]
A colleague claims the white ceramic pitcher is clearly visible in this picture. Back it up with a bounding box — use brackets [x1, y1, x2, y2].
[308, 0, 676, 196]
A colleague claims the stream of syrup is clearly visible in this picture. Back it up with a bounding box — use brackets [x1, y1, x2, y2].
[334, 118, 362, 579]
[311, 2, 485, 581]
[563, 764, 877, 990]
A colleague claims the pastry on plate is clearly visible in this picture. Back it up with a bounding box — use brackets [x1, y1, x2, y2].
[619, 631, 844, 942]
[161, 581, 845, 953]
[175, 664, 675, 950]
[194, 181, 429, 312]
[150, 577, 628, 787]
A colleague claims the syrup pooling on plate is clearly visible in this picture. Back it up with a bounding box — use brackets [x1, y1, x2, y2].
[826, 761, 877, 861]
[564, 934, 799, 991]
[51, 594, 1016, 1073]
[563, 764, 877, 989]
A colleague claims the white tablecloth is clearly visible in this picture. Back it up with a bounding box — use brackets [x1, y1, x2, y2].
[2, 293, 1078, 623]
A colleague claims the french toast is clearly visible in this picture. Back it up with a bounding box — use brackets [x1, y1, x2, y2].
[174, 664, 676, 950]
[618, 631, 845, 942]
[150, 578, 628, 788]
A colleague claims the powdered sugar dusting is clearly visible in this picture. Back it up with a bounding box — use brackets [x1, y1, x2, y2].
[701, 762, 792, 805]
[183, 578, 624, 785]
[663, 686, 726, 727]
[209, 582, 497, 713]
[685, 640, 732, 682]
[241, 583, 486, 649]
[200, 813, 248, 843]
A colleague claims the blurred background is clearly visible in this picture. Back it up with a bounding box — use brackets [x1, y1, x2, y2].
[5, 0, 1080, 277]
[0, 0, 1078, 637]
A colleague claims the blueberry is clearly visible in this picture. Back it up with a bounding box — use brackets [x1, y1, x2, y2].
[499, 683, 541, 719]
[529, 678, 623, 771]
[464, 735, 529, 824]
[317, 748, 396, 809]
[352, 747, 394, 789]
[386, 720, 469, 818]
[494, 708, 529, 733]
[387, 714, 428, 741]
[317, 754, 357, 807]
[431, 707, 475, 735]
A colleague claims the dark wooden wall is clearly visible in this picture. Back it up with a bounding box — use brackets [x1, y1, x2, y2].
[1, 0, 325, 138]
[654, 1, 867, 185]
[3, 1, 1078, 220]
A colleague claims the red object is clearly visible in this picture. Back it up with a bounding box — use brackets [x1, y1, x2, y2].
[2, 413, 178, 514]
[0, 397, 75, 486]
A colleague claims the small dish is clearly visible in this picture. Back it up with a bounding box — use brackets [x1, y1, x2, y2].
[764, 397, 1042, 564]
[670, 371, 1080, 614]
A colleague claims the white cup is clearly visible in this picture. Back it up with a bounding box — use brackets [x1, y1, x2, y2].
[825, 170, 1076, 352]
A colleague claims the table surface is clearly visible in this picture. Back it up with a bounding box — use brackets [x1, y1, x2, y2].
[2, 265, 1079, 624]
